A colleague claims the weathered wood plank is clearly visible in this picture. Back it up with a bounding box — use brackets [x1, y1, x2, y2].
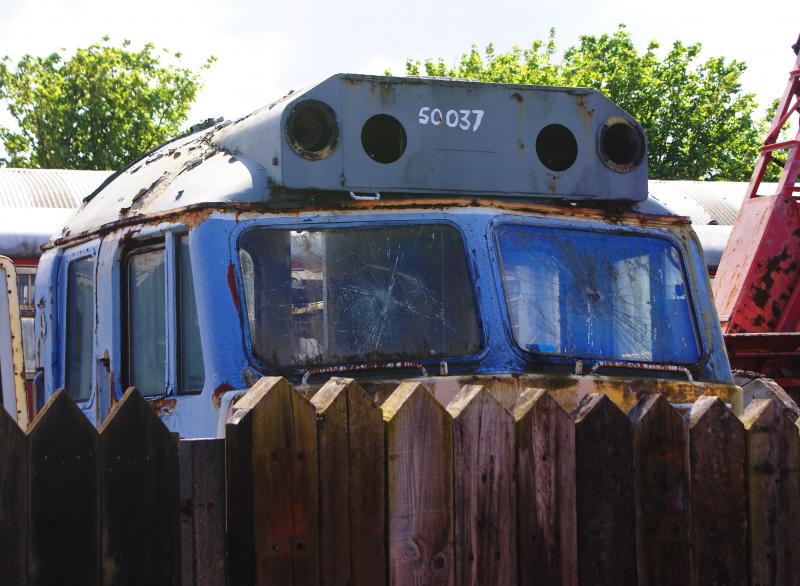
[99, 388, 180, 586]
[512, 388, 576, 586]
[742, 398, 800, 585]
[311, 377, 385, 586]
[0, 405, 26, 585]
[27, 390, 100, 586]
[687, 396, 747, 586]
[226, 377, 319, 586]
[383, 381, 454, 586]
[629, 393, 691, 586]
[226, 387, 256, 586]
[447, 385, 516, 586]
[179, 438, 226, 586]
[573, 393, 636, 586]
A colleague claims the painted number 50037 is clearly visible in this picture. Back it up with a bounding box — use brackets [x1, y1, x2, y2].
[418, 107, 484, 132]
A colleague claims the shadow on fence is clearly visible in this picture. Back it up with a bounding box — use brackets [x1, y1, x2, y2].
[1, 375, 797, 585]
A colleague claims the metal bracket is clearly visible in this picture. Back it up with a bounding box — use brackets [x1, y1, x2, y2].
[349, 191, 381, 201]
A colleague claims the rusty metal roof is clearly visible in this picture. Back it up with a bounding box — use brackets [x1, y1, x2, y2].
[0, 167, 112, 209]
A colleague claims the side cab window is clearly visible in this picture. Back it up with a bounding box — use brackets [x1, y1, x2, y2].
[64, 254, 95, 404]
[123, 233, 204, 398]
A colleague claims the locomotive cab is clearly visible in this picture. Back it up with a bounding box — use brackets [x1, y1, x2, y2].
[34, 74, 738, 437]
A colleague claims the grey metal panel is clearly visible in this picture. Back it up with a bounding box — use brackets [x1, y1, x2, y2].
[218, 74, 649, 202]
[0, 168, 111, 209]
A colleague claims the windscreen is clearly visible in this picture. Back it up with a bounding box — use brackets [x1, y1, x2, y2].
[495, 224, 700, 364]
[238, 224, 481, 369]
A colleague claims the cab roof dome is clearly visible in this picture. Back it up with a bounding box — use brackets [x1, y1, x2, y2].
[56, 73, 656, 240]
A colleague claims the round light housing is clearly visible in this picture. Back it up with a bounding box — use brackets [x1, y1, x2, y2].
[598, 117, 645, 172]
[286, 100, 338, 160]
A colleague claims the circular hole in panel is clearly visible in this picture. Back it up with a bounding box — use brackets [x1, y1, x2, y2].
[535, 124, 578, 172]
[286, 100, 338, 160]
[361, 114, 407, 164]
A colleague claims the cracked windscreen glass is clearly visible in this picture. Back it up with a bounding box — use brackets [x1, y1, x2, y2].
[495, 224, 700, 364]
[238, 224, 481, 369]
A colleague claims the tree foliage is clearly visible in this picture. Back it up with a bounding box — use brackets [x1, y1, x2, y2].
[0, 38, 214, 170]
[404, 26, 768, 181]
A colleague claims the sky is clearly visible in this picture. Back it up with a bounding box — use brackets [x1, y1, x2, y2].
[0, 0, 798, 126]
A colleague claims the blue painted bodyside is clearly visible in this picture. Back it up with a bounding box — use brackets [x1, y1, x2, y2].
[35, 206, 732, 438]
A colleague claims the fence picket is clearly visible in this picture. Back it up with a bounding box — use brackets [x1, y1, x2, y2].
[573, 394, 636, 586]
[448, 385, 516, 586]
[383, 381, 454, 586]
[742, 398, 800, 585]
[179, 438, 226, 586]
[99, 388, 180, 586]
[629, 393, 691, 586]
[687, 396, 747, 586]
[226, 376, 319, 586]
[311, 377, 386, 586]
[512, 388, 576, 586]
[0, 406, 26, 585]
[27, 390, 100, 586]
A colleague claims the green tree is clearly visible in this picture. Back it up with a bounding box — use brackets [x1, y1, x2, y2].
[404, 26, 768, 181]
[0, 38, 214, 170]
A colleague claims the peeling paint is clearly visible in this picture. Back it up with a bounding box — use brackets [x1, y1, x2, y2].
[152, 397, 177, 417]
[212, 383, 233, 409]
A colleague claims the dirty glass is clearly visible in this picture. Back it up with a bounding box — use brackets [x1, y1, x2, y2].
[495, 224, 700, 364]
[178, 236, 204, 393]
[127, 248, 166, 396]
[66, 257, 94, 402]
[21, 317, 34, 374]
[238, 225, 480, 369]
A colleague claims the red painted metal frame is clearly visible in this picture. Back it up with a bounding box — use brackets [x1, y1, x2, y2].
[714, 37, 800, 387]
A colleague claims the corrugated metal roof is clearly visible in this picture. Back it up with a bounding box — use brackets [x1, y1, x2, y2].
[647, 180, 778, 226]
[0, 168, 112, 209]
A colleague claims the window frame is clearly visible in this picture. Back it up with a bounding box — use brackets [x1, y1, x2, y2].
[122, 231, 205, 399]
[175, 233, 205, 395]
[489, 216, 706, 369]
[16, 266, 37, 378]
[123, 240, 169, 398]
[233, 217, 487, 377]
[62, 251, 97, 405]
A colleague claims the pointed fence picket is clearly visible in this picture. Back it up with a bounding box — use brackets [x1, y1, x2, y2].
[629, 394, 692, 586]
[27, 390, 100, 586]
[448, 385, 516, 586]
[0, 402, 26, 586]
[688, 396, 748, 586]
[4, 376, 800, 585]
[512, 388, 576, 586]
[573, 393, 637, 586]
[226, 376, 319, 586]
[311, 378, 386, 586]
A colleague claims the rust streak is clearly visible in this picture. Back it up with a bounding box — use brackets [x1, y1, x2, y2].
[211, 382, 233, 409]
[152, 397, 177, 417]
[45, 196, 688, 250]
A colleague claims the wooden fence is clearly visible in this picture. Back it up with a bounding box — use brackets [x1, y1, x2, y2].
[1, 376, 799, 585]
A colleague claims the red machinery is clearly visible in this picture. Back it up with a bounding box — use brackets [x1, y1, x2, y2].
[713, 35, 800, 392]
